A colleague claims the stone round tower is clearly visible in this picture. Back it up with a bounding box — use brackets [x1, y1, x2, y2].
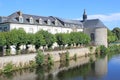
[82, 10, 108, 47]
[95, 27, 108, 47]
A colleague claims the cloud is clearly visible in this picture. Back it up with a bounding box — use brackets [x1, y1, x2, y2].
[87, 13, 120, 22]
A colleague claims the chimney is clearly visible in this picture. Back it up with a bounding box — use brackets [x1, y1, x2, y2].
[17, 11, 22, 16]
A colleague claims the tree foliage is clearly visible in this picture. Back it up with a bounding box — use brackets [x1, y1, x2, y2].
[55, 33, 70, 47]
[34, 31, 45, 49]
[56, 32, 90, 47]
[38, 30, 56, 48]
[0, 32, 6, 46]
[112, 27, 120, 40]
[107, 29, 117, 43]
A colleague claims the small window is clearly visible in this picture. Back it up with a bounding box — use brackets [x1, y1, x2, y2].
[19, 16, 23, 23]
[30, 17, 33, 24]
[55, 20, 58, 26]
[67, 30, 69, 33]
[55, 29, 58, 33]
[29, 28, 33, 33]
[4, 27, 7, 31]
[64, 24, 67, 27]
[47, 19, 51, 25]
[39, 18, 42, 24]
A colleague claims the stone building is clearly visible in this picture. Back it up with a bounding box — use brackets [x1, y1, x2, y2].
[0, 10, 108, 47]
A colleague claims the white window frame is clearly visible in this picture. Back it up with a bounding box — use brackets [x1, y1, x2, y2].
[30, 17, 33, 24]
[39, 18, 42, 24]
[55, 20, 58, 26]
[19, 16, 23, 23]
[47, 19, 51, 25]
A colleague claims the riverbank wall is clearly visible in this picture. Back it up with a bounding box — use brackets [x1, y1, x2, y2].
[0, 47, 96, 69]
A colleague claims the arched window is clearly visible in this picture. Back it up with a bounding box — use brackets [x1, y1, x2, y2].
[91, 33, 95, 41]
[30, 17, 33, 24]
[19, 16, 23, 23]
[39, 18, 42, 24]
[47, 19, 51, 25]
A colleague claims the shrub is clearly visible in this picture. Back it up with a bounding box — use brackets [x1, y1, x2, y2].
[48, 54, 54, 65]
[74, 54, 77, 61]
[4, 62, 14, 73]
[89, 46, 93, 53]
[65, 51, 70, 61]
[35, 50, 45, 66]
[29, 60, 36, 67]
[99, 45, 108, 54]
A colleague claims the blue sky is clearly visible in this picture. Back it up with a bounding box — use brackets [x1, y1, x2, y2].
[0, 0, 120, 30]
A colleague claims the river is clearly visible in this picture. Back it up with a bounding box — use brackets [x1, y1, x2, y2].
[0, 54, 120, 80]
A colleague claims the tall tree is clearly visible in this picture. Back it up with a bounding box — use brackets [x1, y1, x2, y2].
[112, 27, 120, 40]
[38, 30, 56, 49]
[107, 29, 117, 43]
[34, 31, 45, 50]
[0, 32, 6, 46]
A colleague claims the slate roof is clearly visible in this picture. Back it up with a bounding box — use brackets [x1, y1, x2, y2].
[0, 11, 107, 29]
[57, 17, 82, 25]
[82, 19, 107, 28]
[0, 11, 83, 29]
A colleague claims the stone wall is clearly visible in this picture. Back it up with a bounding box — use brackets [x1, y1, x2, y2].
[0, 47, 96, 69]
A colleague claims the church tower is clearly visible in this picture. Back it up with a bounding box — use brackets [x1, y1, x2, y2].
[83, 9, 87, 21]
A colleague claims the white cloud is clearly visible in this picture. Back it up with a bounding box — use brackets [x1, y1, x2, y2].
[87, 13, 120, 22]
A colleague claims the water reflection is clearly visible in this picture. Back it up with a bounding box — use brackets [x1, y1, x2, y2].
[0, 55, 109, 80]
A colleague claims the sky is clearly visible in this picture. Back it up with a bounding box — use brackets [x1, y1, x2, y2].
[0, 0, 120, 30]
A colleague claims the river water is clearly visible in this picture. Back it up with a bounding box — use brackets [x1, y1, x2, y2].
[0, 54, 120, 80]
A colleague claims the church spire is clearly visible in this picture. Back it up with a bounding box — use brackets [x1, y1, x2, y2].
[83, 9, 87, 22]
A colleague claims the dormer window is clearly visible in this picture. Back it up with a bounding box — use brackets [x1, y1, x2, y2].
[47, 19, 51, 25]
[39, 18, 42, 24]
[30, 17, 33, 24]
[55, 20, 58, 26]
[19, 16, 23, 23]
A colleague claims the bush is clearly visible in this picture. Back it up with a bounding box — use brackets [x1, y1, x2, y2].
[89, 46, 93, 52]
[99, 45, 108, 54]
[29, 60, 36, 67]
[65, 51, 70, 61]
[48, 54, 54, 65]
[74, 54, 77, 61]
[35, 50, 45, 66]
[4, 62, 14, 73]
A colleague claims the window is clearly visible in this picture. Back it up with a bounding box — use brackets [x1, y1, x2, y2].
[55, 20, 58, 26]
[4, 27, 7, 31]
[29, 28, 33, 33]
[19, 16, 23, 23]
[64, 24, 67, 27]
[91, 33, 95, 41]
[67, 30, 69, 33]
[47, 19, 51, 25]
[39, 18, 42, 24]
[30, 17, 33, 24]
[55, 29, 58, 33]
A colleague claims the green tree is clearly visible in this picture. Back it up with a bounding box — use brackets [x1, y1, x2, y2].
[0, 32, 6, 46]
[34, 31, 45, 50]
[70, 32, 90, 46]
[107, 29, 117, 43]
[112, 27, 120, 40]
[55, 33, 69, 47]
[35, 50, 45, 66]
[11, 29, 27, 51]
[38, 30, 56, 49]
[26, 33, 35, 49]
